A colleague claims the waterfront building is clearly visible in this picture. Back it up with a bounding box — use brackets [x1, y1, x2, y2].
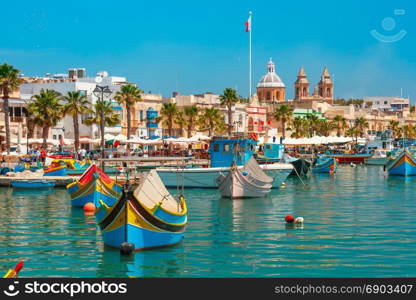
[20, 69, 128, 142]
[121, 93, 164, 138]
[363, 97, 410, 117]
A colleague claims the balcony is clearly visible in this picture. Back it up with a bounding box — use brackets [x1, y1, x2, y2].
[10, 116, 26, 123]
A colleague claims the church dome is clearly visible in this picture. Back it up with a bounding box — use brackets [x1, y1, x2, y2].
[256, 59, 285, 88]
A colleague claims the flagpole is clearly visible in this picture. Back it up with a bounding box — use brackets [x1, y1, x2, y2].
[249, 11, 252, 99]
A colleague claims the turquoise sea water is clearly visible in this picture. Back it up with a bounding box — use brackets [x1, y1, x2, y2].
[0, 165, 415, 277]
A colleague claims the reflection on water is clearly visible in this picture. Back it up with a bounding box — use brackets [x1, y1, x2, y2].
[0, 165, 415, 277]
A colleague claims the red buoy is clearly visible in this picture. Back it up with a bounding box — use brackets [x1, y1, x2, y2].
[83, 202, 96, 214]
[285, 215, 295, 223]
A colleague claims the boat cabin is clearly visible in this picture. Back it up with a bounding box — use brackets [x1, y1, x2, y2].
[263, 143, 285, 159]
[209, 138, 257, 167]
[366, 130, 394, 151]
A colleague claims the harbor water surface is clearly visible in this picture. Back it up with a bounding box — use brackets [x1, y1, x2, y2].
[1, 165, 415, 277]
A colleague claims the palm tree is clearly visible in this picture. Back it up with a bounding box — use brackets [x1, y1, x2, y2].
[273, 104, 293, 139]
[317, 120, 337, 136]
[183, 105, 199, 138]
[402, 124, 416, 138]
[114, 84, 142, 140]
[62, 91, 91, 157]
[388, 120, 400, 138]
[27, 89, 63, 149]
[305, 113, 320, 137]
[84, 101, 121, 153]
[198, 107, 225, 137]
[355, 117, 369, 137]
[219, 88, 239, 136]
[0, 63, 21, 154]
[332, 115, 348, 137]
[345, 127, 359, 143]
[290, 117, 307, 138]
[174, 110, 186, 137]
[159, 103, 178, 137]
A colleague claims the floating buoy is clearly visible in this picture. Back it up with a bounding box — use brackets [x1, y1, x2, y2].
[120, 242, 135, 255]
[285, 215, 295, 223]
[83, 202, 96, 214]
[280, 182, 286, 188]
[295, 217, 304, 224]
[350, 162, 356, 167]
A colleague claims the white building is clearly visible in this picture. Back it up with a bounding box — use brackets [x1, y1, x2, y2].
[364, 96, 410, 116]
[20, 69, 128, 143]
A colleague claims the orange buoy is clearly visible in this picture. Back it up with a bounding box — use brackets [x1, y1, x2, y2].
[83, 202, 96, 213]
[285, 215, 295, 223]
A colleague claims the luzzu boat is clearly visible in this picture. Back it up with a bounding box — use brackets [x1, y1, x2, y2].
[96, 170, 187, 251]
[386, 150, 416, 176]
[66, 164, 122, 207]
[52, 159, 90, 176]
[312, 156, 337, 173]
[43, 163, 67, 176]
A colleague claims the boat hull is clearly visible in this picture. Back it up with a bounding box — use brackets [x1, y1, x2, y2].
[97, 186, 186, 251]
[312, 158, 337, 173]
[43, 166, 67, 176]
[217, 170, 271, 199]
[11, 180, 55, 189]
[330, 154, 371, 164]
[387, 151, 416, 176]
[364, 158, 387, 165]
[157, 164, 292, 188]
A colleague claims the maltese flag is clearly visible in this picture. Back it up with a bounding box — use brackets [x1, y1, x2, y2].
[245, 14, 251, 32]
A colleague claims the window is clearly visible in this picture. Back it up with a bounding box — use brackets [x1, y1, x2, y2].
[266, 91, 271, 100]
[326, 88, 330, 97]
[213, 144, 219, 152]
[277, 92, 280, 100]
[303, 88, 307, 97]
[223, 144, 230, 152]
[296, 88, 299, 97]
[53, 135, 57, 139]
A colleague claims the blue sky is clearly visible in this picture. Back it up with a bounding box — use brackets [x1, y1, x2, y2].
[1, 0, 415, 101]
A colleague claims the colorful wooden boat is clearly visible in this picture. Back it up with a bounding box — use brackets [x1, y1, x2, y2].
[386, 150, 416, 176]
[53, 159, 90, 176]
[66, 164, 122, 208]
[43, 164, 67, 176]
[3, 261, 23, 278]
[96, 170, 187, 251]
[217, 158, 273, 198]
[11, 180, 56, 189]
[312, 156, 337, 173]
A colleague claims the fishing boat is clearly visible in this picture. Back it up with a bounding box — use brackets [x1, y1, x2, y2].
[3, 261, 23, 278]
[157, 138, 293, 188]
[11, 179, 56, 189]
[364, 149, 389, 165]
[96, 169, 187, 251]
[51, 159, 90, 176]
[43, 164, 67, 176]
[66, 164, 122, 207]
[312, 156, 337, 173]
[217, 157, 273, 198]
[256, 143, 310, 176]
[386, 150, 416, 176]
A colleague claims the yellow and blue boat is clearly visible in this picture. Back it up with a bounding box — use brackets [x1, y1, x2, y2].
[312, 156, 337, 173]
[66, 164, 121, 207]
[96, 170, 187, 251]
[386, 150, 416, 176]
[43, 163, 67, 176]
[52, 159, 90, 176]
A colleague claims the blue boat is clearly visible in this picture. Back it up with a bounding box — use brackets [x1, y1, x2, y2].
[11, 180, 56, 189]
[96, 170, 187, 251]
[386, 150, 416, 176]
[312, 156, 337, 173]
[66, 164, 121, 208]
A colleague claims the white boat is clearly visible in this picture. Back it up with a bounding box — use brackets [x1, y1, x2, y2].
[156, 163, 292, 188]
[364, 149, 388, 165]
[217, 158, 273, 198]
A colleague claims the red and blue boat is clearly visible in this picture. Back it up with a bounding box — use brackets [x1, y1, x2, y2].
[312, 156, 337, 173]
[329, 153, 371, 164]
[386, 150, 416, 176]
[66, 164, 121, 207]
[95, 170, 187, 251]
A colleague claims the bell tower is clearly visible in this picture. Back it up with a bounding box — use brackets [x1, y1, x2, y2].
[294, 66, 309, 100]
[318, 67, 333, 103]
